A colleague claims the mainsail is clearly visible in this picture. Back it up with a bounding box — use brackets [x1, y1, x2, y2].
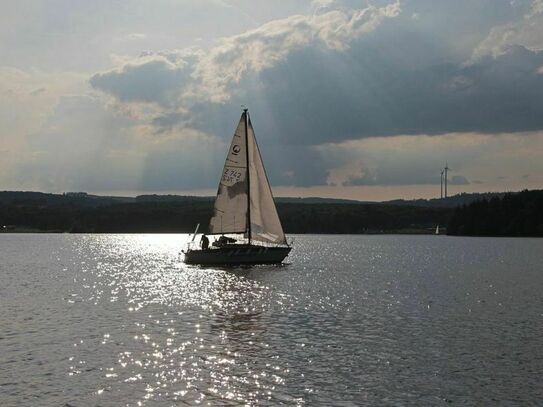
[209, 115, 248, 234]
[208, 110, 286, 245]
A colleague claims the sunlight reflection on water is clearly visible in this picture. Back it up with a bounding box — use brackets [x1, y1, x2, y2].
[68, 234, 298, 405]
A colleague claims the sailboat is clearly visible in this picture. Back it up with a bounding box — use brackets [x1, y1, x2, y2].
[435, 224, 440, 235]
[183, 109, 291, 265]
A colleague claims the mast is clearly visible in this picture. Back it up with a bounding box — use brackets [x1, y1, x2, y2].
[244, 108, 251, 245]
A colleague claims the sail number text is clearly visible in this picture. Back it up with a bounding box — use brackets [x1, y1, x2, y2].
[222, 168, 244, 185]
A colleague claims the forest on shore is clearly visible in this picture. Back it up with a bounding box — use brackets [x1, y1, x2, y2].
[447, 189, 543, 237]
[0, 191, 450, 234]
[1, 190, 542, 236]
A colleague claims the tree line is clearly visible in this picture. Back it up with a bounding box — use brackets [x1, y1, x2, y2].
[0, 199, 450, 234]
[447, 189, 543, 237]
[3, 190, 542, 236]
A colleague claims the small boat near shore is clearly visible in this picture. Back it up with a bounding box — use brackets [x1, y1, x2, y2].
[183, 109, 291, 265]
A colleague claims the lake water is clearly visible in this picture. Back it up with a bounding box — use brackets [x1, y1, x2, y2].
[1, 234, 542, 406]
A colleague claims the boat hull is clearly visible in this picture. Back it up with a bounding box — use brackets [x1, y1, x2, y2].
[184, 245, 291, 265]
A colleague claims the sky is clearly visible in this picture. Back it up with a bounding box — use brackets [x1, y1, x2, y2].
[1, 0, 543, 201]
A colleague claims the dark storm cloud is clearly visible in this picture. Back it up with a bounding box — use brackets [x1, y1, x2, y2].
[240, 44, 543, 145]
[450, 175, 470, 185]
[259, 144, 329, 187]
[90, 57, 191, 107]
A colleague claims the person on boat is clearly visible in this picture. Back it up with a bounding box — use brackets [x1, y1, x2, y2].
[214, 235, 236, 247]
[200, 234, 209, 250]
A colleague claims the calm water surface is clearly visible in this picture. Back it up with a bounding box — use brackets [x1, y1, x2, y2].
[1, 234, 542, 406]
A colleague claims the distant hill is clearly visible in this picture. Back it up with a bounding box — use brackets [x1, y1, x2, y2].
[0, 191, 127, 207]
[1, 190, 515, 209]
[0, 191, 366, 207]
[135, 195, 363, 205]
[383, 192, 509, 208]
[135, 194, 212, 203]
[2, 189, 541, 236]
[0, 190, 450, 234]
[275, 197, 364, 204]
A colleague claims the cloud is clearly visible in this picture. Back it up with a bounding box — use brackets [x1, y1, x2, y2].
[1, 0, 307, 71]
[179, 42, 543, 150]
[90, 56, 192, 107]
[268, 43, 543, 141]
[0, 66, 88, 166]
[471, 0, 543, 61]
[83, 0, 543, 192]
[450, 175, 470, 185]
[317, 131, 543, 188]
[7, 93, 227, 193]
[5, 0, 543, 195]
[345, 172, 469, 187]
[90, 1, 543, 151]
[90, 2, 400, 105]
[189, 1, 401, 102]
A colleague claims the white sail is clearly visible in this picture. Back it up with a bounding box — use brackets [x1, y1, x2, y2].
[209, 114, 248, 234]
[247, 117, 287, 244]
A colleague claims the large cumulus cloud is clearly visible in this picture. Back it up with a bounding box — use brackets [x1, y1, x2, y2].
[91, 2, 401, 104]
[90, 56, 192, 107]
[471, 0, 543, 60]
[91, 0, 543, 141]
[84, 0, 543, 190]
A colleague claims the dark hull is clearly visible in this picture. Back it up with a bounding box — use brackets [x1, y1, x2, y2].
[184, 244, 291, 265]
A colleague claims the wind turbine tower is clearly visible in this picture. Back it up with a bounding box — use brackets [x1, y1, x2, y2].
[440, 169, 444, 199]
[444, 162, 449, 198]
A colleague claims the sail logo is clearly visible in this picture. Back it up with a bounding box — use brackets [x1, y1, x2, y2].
[232, 145, 241, 155]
